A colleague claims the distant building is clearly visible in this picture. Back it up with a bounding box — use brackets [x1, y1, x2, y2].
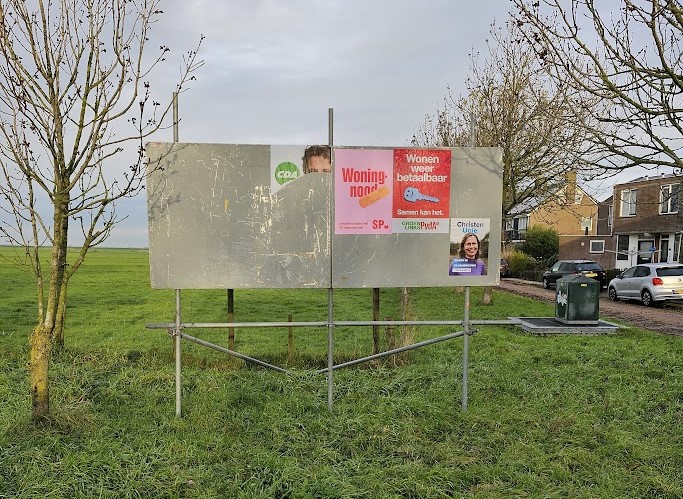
[553, 173, 682, 270]
[505, 171, 683, 270]
[505, 172, 606, 263]
[556, 193, 615, 271]
[608, 173, 682, 270]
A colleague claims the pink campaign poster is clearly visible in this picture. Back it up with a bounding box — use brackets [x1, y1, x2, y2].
[334, 149, 394, 234]
[392, 148, 451, 233]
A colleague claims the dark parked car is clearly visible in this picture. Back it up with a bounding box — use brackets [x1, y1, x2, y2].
[542, 260, 606, 289]
[500, 258, 509, 277]
[607, 263, 683, 306]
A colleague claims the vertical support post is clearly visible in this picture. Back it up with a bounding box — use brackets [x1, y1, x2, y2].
[288, 314, 294, 362]
[462, 287, 470, 411]
[327, 107, 335, 412]
[372, 288, 380, 354]
[227, 289, 234, 350]
[462, 115, 475, 411]
[173, 91, 181, 418]
[385, 317, 396, 367]
[401, 287, 410, 347]
[327, 287, 334, 412]
[175, 289, 182, 418]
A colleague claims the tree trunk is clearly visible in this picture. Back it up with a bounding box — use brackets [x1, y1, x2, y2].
[29, 276, 66, 418]
[29, 197, 69, 420]
[481, 285, 493, 305]
[55, 298, 66, 349]
[29, 323, 54, 420]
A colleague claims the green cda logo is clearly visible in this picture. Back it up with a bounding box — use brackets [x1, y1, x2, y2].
[274, 161, 300, 185]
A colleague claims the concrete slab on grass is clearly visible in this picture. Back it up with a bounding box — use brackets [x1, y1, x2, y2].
[510, 317, 622, 335]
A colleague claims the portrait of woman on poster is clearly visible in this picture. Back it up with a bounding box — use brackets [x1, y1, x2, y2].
[449, 232, 487, 276]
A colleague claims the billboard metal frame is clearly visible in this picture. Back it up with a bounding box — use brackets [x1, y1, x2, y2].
[146, 109, 516, 417]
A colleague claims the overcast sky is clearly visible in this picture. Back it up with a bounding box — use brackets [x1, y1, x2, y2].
[97, 0, 516, 247]
[153, 0, 510, 146]
[95, 1, 648, 248]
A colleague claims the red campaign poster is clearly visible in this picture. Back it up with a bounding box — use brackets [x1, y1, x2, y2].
[392, 148, 451, 233]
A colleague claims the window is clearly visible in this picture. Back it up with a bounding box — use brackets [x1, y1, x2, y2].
[620, 189, 637, 216]
[617, 235, 629, 260]
[637, 239, 654, 264]
[657, 266, 683, 277]
[590, 240, 605, 253]
[621, 266, 637, 278]
[608, 204, 613, 228]
[634, 266, 651, 278]
[505, 216, 528, 238]
[516, 216, 529, 232]
[580, 217, 593, 232]
[660, 184, 680, 214]
[576, 262, 603, 272]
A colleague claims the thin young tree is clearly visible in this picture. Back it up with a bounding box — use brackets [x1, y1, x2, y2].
[512, 0, 683, 174]
[0, 0, 203, 420]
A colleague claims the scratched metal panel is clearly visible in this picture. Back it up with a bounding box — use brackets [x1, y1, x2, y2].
[146, 143, 502, 289]
[333, 147, 503, 288]
[146, 142, 331, 289]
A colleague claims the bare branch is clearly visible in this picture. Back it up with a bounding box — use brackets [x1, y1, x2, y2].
[413, 20, 605, 216]
[512, 0, 683, 171]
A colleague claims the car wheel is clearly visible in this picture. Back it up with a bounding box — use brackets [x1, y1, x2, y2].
[608, 287, 618, 301]
[542, 278, 549, 289]
[641, 289, 654, 307]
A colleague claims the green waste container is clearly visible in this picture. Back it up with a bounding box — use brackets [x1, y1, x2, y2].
[555, 274, 599, 324]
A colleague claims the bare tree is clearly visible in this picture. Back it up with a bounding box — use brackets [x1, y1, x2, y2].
[512, 0, 683, 174]
[413, 20, 602, 304]
[0, 0, 203, 420]
[413, 20, 602, 218]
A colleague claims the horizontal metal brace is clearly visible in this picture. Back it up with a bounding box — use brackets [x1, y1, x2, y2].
[147, 321, 328, 329]
[147, 319, 520, 330]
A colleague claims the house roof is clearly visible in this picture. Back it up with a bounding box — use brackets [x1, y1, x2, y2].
[615, 172, 681, 188]
[508, 196, 543, 216]
[507, 185, 596, 217]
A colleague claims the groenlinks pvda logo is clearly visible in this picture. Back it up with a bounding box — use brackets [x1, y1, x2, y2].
[274, 161, 300, 185]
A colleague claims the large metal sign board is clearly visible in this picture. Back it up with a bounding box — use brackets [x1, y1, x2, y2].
[146, 143, 503, 289]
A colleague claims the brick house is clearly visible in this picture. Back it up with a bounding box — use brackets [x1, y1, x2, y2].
[506, 173, 683, 271]
[608, 173, 683, 270]
[557, 173, 682, 270]
[505, 173, 605, 262]
[557, 195, 616, 270]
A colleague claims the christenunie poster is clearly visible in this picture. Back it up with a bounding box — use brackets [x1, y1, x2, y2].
[448, 218, 491, 276]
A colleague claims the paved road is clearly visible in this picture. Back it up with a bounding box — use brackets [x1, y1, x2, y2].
[498, 278, 683, 337]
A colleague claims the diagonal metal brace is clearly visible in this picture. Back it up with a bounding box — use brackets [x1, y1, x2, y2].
[316, 328, 479, 373]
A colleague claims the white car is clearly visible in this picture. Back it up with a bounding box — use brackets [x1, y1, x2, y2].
[607, 263, 683, 306]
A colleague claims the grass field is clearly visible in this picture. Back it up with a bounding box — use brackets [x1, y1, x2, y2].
[1, 247, 682, 498]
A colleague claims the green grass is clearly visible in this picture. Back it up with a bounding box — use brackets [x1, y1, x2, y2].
[1, 247, 682, 498]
